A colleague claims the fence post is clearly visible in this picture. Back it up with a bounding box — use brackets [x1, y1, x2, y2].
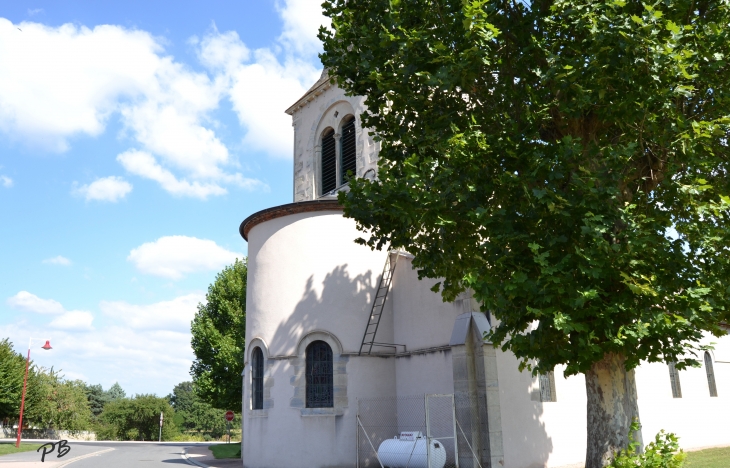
[356, 398, 360, 468]
[425, 394, 431, 468]
[451, 394, 459, 468]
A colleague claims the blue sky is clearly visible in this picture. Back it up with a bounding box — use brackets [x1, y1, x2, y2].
[0, 0, 325, 398]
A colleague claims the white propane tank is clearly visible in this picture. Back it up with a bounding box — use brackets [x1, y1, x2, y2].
[377, 433, 447, 468]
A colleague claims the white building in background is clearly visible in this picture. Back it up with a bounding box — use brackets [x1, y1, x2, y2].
[238, 69, 730, 468]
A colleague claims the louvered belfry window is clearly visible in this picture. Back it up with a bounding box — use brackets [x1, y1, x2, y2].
[321, 129, 337, 194]
[306, 341, 333, 408]
[252, 347, 264, 410]
[705, 352, 718, 397]
[340, 116, 357, 185]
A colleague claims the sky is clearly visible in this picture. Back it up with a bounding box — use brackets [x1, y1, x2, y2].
[0, 0, 327, 399]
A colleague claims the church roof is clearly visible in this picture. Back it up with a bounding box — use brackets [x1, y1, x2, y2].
[285, 68, 333, 115]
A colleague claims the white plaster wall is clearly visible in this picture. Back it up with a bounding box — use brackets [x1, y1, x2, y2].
[391, 256, 465, 351]
[243, 357, 396, 468]
[495, 351, 587, 468]
[291, 85, 379, 201]
[246, 210, 392, 357]
[636, 333, 730, 451]
[244, 209, 399, 467]
[395, 351, 455, 398]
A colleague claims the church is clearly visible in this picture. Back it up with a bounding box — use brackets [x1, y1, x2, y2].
[238, 70, 730, 468]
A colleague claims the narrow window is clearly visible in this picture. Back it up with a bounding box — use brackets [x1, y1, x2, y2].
[321, 129, 337, 194]
[705, 352, 718, 397]
[340, 116, 356, 185]
[251, 347, 264, 410]
[306, 341, 333, 408]
[668, 362, 682, 398]
[539, 371, 557, 402]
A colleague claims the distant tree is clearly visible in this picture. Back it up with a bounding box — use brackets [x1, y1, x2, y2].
[168, 381, 195, 414]
[190, 259, 247, 410]
[105, 382, 126, 401]
[0, 338, 27, 420]
[168, 381, 230, 437]
[84, 384, 109, 417]
[99, 394, 178, 441]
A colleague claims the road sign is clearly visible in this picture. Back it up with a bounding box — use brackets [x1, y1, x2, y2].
[225, 411, 235, 422]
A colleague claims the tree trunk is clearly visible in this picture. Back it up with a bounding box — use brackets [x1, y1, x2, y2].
[585, 352, 642, 468]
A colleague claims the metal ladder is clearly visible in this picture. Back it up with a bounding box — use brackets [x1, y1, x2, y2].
[359, 250, 400, 355]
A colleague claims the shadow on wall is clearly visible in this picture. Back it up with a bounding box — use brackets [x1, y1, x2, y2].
[502, 356, 556, 468]
[270, 263, 375, 357]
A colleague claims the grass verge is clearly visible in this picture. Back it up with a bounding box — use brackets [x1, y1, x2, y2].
[209, 443, 241, 459]
[684, 446, 730, 468]
[0, 442, 43, 456]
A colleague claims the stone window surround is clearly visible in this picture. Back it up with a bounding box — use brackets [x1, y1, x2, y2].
[246, 338, 274, 417]
[312, 101, 358, 198]
[289, 330, 348, 416]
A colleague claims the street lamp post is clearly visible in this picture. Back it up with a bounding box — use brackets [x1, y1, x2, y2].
[15, 338, 52, 448]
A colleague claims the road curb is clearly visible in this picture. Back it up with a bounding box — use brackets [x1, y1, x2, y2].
[181, 447, 212, 468]
[57, 447, 115, 467]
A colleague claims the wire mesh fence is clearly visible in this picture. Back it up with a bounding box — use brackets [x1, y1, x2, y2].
[357, 394, 487, 468]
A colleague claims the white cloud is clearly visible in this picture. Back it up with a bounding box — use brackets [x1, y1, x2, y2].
[43, 255, 72, 266]
[72, 176, 132, 202]
[117, 150, 226, 199]
[49, 311, 94, 331]
[275, 0, 331, 56]
[27, 9, 44, 16]
[7, 291, 65, 315]
[128, 235, 243, 279]
[0, 19, 266, 195]
[0, 304, 196, 396]
[227, 50, 319, 158]
[1, 175, 12, 187]
[100, 293, 204, 331]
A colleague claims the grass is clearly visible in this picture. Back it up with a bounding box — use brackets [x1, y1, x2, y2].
[684, 446, 730, 468]
[0, 442, 43, 456]
[209, 443, 241, 459]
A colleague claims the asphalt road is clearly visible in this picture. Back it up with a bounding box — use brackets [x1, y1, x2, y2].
[66, 442, 202, 468]
[0, 441, 211, 467]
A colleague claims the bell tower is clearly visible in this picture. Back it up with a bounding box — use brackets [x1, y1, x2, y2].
[285, 69, 379, 202]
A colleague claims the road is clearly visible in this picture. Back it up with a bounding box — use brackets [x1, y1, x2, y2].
[0, 441, 222, 468]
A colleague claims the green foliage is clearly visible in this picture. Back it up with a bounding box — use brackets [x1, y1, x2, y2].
[610, 421, 686, 467]
[84, 384, 109, 417]
[191, 259, 247, 409]
[209, 444, 241, 459]
[319, 0, 730, 377]
[23, 368, 92, 431]
[106, 382, 126, 401]
[98, 394, 178, 441]
[684, 446, 730, 467]
[0, 442, 43, 456]
[0, 338, 27, 419]
[168, 381, 233, 438]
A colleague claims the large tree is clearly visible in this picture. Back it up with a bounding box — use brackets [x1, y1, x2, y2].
[190, 259, 247, 410]
[319, 0, 730, 466]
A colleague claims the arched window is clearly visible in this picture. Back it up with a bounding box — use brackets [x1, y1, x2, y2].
[538, 371, 557, 402]
[306, 340, 333, 408]
[668, 362, 682, 398]
[321, 129, 337, 194]
[251, 347, 264, 410]
[340, 116, 356, 185]
[705, 352, 718, 397]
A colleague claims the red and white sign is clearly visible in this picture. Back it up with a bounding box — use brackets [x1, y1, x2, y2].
[225, 411, 235, 422]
